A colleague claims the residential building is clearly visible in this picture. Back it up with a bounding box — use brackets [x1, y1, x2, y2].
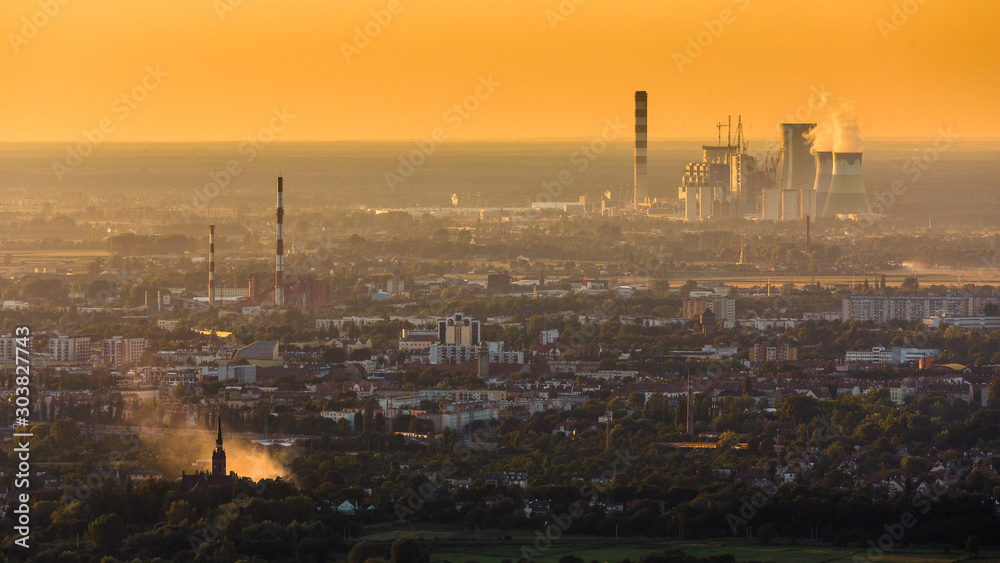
[845, 346, 939, 364]
[683, 296, 736, 321]
[429, 341, 523, 364]
[49, 336, 91, 362]
[539, 329, 560, 345]
[841, 294, 992, 323]
[104, 337, 147, 369]
[0, 334, 32, 363]
[438, 311, 480, 346]
[749, 341, 798, 366]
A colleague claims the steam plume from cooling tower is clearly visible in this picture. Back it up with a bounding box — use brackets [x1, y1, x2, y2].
[806, 101, 864, 154]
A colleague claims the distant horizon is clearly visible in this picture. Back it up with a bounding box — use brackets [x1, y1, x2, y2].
[2, 136, 998, 146]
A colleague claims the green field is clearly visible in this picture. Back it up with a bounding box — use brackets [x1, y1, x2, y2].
[354, 524, 993, 563]
[431, 540, 994, 563]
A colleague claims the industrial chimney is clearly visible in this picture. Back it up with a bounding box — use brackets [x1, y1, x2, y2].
[812, 151, 833, 219]
[778, 123, 816, 220]
[821, 152, 871, 218]
[275, 176, 285, 307]
[633, 91, 648, 210]
[208, 224, 216, 306]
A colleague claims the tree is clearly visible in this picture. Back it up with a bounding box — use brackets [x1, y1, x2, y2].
[901, 275, 919, 291]
[757, 523, 776, 544]
[51, 418, 81, 450]
[966, 535, 979, 555]
[349, 540, 377, 563]
[390, 537, 423, 563]
[87, 513, 124, 552]
[165, 499, 195, 526]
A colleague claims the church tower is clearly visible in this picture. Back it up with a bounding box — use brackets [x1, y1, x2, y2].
[212, 413, 227, 476]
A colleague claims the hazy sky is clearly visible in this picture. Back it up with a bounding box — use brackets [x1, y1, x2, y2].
[2, 0, 997, 142]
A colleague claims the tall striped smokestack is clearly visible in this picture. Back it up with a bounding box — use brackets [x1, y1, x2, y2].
[821, 152, 871, 218]
[813, 151, 833, 219]
[633, 91, 648, 210]
[208, 224, 216, 306]
[275, 176, 284, 307]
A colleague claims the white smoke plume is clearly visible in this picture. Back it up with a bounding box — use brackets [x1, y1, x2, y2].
[806, 101, 864, 154]
[451, 193, 459, 206]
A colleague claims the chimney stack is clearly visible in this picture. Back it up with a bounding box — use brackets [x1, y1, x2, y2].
[275, 176, 284, 307]
[686, 370, 694, 436]
[208, 224, 216, 306]
[634, 91, 648, 210]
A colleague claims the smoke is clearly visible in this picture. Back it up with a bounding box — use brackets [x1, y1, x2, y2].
[451, 193, 458, 206]
[145, 428, 288, 481]
[805, 117, 834, 153]
[806, 101, 864, 154]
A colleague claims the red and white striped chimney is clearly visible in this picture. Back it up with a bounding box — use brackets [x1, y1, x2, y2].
[275, 176, 284, 307]
[634, 91, 648, 210]
[208, 224, 216, 305]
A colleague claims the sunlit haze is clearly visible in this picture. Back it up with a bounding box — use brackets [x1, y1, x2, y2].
[2, 0, 998, 142]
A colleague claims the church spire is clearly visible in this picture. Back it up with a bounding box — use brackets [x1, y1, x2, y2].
[216, 411, 223, 448]
[212, 409, 226, 476]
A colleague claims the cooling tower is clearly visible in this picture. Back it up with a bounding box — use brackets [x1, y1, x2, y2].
[633, 91, 648, 209]
[779, 123, 815, 220]
[779, 123, 816, 191]
[821, 152, 871, 218]
[812, 151, 833, 218]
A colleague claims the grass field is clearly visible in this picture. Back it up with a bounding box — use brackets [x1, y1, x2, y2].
[354, 525, 994, 563]
[431, 540, 995, 563]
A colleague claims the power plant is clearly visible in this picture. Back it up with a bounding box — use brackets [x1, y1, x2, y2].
[676, 115, 770, 222]
[672, 109, 869, 221]
[203, 175, 333, 311]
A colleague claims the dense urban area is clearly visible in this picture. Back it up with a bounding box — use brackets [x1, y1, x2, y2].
[2, 192, 1000, 562]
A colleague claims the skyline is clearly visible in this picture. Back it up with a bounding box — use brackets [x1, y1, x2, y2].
[2, 0, 998, 143]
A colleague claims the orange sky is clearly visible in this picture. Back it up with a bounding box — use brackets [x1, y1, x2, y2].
[2, 0, 997, 142]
